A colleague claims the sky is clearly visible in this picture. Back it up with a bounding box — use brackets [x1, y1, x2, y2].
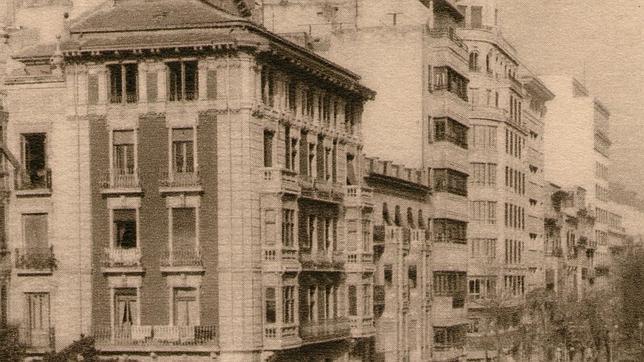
[497, 0, 644, 195]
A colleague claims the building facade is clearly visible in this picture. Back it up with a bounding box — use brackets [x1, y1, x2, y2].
[3, 0, 382, 360]
[541, 75, 625, 283]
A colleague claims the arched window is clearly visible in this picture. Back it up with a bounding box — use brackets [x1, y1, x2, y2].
[485, 52, 492, 73]
[383, 203, 391, 226]
[469, 52, 479, 72]
[407, 208, 415, 228]
[394, 206, 401, 226]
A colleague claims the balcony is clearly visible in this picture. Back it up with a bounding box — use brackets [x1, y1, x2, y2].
[299, 318, 350, 344]
[263, 247, 300, 273]
[345, 251, 375, 273]
[93, 325, 217, 351]
[344, 185, 373, 208]
[15, 246, 56, 275]
[262, 167, 300, 195]
[159, 169, 202, 194]
[372, 225, 403, 248]
[427, 27, 467, 51]
[299, 250, 344, 271]
[102, 247, 142, 274]
[160, 247, 204, 273]
[300, 176, 343, 203]
[15, 169, 52, 196]
[410, 229, 429, 247]
[100, 168, 141, 195]
[349, 316, 375, 338]
[19, 327, 55, 352]
[263, 324, 301, 350]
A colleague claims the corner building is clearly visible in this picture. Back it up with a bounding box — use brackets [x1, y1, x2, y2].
[6, 0, 377, 360]
[262, 2, 472, 360]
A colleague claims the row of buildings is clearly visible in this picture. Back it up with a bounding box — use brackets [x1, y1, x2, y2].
[0, 0, 639, 361]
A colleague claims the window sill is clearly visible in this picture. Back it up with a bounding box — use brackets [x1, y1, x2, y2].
[159, 185, 203, 195]
[160, 265, 205, 274]
[15, 188, 52, 197]
[100, 187, 143, 196]
[101, 265, 145, 275]
[16, 268, 54, 276]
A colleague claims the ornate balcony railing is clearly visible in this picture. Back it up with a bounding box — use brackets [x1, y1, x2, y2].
[159, 170, 201, 189]
[16, 168, 52, 191]
[93, 325, 217, 346]
[262, 167, 300, 194]
[299, 250, 344, 270]
[15, 246, 56, 271]
[100, 168, 140, 190]
[345, 185, 373, 207]
[103, 247, 141, 268]
[160, 247, 202, 268]
[299, 318, 350, 342]
[427, 26, 467, 50]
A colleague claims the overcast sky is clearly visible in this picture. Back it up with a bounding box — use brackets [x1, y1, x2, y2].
[498, 0, 644, 194]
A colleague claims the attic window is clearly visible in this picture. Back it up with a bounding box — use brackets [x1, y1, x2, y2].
[167, 61, 198, 102]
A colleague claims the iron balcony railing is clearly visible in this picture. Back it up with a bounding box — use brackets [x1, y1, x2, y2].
[101, 168, 140, 190]
[103, 247, 141, 268]
[16, 168, 52, 191]
[159, 169, 201, 189]
[93, 325, 217, 346]
[15, 246, 56, 271]
[160, 247, 202, 267]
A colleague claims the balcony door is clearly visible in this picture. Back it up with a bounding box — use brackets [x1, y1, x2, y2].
[112, 130, 135, 175]
[21, 133, 47, 188]
[26, 293, 50, 348]
[172, 128, 195, 174]
[171, 208, 197, 265]
[113, 209, 137, 249]
[173, 288, 198, 326]
[114, 288, 138, 333]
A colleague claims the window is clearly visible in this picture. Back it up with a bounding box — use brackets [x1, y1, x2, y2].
[504, 239, 523, 264]
[362, 285, 371, 316]
[433, 219, 467, 244]
[433, 118, 468, 149]
[172, 128, 195, 173]
[384, 265, 393, 287]
[261, 67, 275, 107]
[470, 163, 496, 186]
[348, 285, 357, 316]
[433, 169, 468, 196]
[470, 125, 497, 151]
[167, 61, 198, 101]
[265, 287, 276, 323]
[408, 265, 417, 289]
[113, 209, 137, 249]
[112, 130, 135, 174]
[23, 213, 48, 250]
[114, 288, 137, 327]
[471, 6, 483, 28]
[173, 288, 198, 326]
[21, 133, 48, 188]
[433, 67, 468, 101]
[287, 80, 297, 113]
[470, 201, 496, 225]
[361, 219, 371, 251]
[307, 287, 316, 321]
[282, 209, 295, 247]
[263, 130, 273, 168]
[108, 63, 138, 104]
[172, 208, 196, 252]
[469, 52, 479, 72]
[283, 286, 295, 323]
[433, 271, 467, 296]
[346, 154, 356, 185]
[26, 293, 50, 345]
[470, 238, 496, 259]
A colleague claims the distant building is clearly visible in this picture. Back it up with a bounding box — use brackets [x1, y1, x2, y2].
[541, 75, 625, 281]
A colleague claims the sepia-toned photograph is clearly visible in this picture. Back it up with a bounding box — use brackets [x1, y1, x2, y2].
[0, 0, 642, 361]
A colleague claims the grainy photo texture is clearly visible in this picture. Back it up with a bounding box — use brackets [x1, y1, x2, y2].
[0, 0, 641, 361]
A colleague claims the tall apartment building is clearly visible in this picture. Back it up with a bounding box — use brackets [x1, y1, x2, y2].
[365, 157, 433, 361]
[541, 75, 625, 282]
[261, 2, 472, 360]
[3, 0, 384, 360]
[452, 1, 553, 360]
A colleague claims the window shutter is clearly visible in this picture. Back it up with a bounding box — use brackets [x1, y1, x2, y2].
[207, 70, 217, 100]
[146, 72, 158, 103]
[87, 74, 99, 105]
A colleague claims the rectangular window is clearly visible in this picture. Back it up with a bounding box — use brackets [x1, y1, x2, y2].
[434, 118, 468, 149]
[21, 133, 48, 188]
[167, 61, 199, 102]
[265, 287, 276, 324]
[348, 285, 357, 316]
[172, 128, 195, 173]
[471, 6, 483, 28]
[112, 130, 135, 173]
[173, 288, 198, 326]
[283, 286, 295, 324]
[434, 219, 467, 244]
[206, 70, 217, 100]
[408, 265, 417, 289]
[114, 288, 137, 327]
[113, 209, 137, 249]
[108, 63, 138, 104]
[433, 67, 468, 101]
[87, 74, 99, 105]
[263, 130, 273, 168]
[26, 293, 50, 344]
[172, 208, 196, 251]
[282, 209, 295, 247]
[23, 213, 48, 250]
[384, 265, 393, 287]
[433, 169, 468, 196]
[362, 285, 371, 316]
